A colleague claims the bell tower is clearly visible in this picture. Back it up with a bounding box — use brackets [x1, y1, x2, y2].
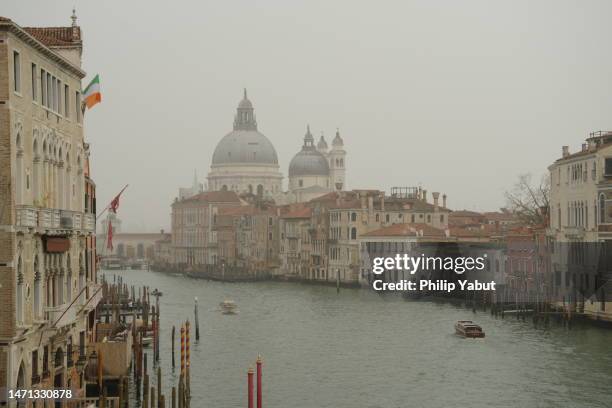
[329, 129, 346, 190]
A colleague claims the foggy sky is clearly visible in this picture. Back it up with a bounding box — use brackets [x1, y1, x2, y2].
[5, 1, 612, 232]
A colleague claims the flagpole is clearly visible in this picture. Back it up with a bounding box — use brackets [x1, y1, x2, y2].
[96, 184, 129, 220]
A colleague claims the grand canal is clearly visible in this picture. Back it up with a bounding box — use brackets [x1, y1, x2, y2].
[102, 269, 612, 408]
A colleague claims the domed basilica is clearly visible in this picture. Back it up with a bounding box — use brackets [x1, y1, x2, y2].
[207, 90, 346, 203]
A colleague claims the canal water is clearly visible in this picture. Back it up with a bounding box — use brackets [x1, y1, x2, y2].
[102, 269, 612, 408]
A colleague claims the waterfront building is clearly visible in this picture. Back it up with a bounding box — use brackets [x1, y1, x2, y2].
[548, 132, 612, 321]
[152, 231, 172, 269]
[171, 190, 241, 268]
[216, 204, 280, 276]
[0, 13, 100, 404]
[275, 188, 451, 285]
[207, 90, 283, 198]
[278, 206, 313, 280]
[99, 232, 169, 261]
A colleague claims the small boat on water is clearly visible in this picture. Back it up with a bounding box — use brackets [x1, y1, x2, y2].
[455, 320, 485, 338]
[219, 300, 238, 315]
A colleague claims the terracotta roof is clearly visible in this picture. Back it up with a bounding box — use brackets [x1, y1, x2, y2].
[483, 211, 516, 222]
[450, 210, 483, 218]
[281, 207, 312, 219]
[219, 205, 275, 216]
[448, 227, 492, 238]
[362, 223, 446, 238]
[23, 26, 81, 47]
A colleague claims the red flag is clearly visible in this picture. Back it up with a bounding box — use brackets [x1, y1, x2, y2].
[106, 221, 114, 251]
[109, 194, 120, 213]
[109, 185, 128, 213]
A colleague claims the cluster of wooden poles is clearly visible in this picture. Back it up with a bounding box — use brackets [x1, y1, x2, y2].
[460, 287, 578, 329]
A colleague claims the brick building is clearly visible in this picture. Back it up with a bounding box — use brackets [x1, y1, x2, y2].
[0, 13, 100, 406]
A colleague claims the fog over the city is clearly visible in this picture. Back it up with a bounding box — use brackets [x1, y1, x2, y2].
[5, 1, 612, 231]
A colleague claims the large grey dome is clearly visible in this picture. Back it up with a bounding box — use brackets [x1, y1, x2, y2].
[212, 130, 279, 165]
[211, 89, 279, 166]
[289, 125, 330, 177]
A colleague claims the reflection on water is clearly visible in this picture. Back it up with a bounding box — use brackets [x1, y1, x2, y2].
[102, 269, 612, 408]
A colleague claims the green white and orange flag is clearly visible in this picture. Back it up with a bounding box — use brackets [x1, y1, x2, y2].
[83, 74, 102, 110]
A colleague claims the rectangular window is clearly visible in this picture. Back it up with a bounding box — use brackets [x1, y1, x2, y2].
[64, 84, 70, 117]
[51, 76, 57, 111]
[13, 50, 21, 93]
[605, 158, 612, 177]
[31, 63, 37, 101]
[46, 72, 52, 108]
[57, 79, 62, 114]
[41, 69, 47, 106]
[75, 91, 81, 122]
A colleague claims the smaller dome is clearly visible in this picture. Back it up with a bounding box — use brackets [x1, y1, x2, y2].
[289, 150, 330, 177]
[238, 88, 253, 109]
[238, 98, 253, 109]
[332, 129, 344, 147]
[289, 125, 330, 177]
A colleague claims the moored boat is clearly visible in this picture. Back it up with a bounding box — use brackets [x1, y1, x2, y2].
[455, 320, 485, 338]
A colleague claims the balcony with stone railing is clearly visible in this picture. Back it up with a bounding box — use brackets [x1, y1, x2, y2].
[45, 302, 77, 328]
[15, 205, 38, 227]
[15, 205, 95, 233]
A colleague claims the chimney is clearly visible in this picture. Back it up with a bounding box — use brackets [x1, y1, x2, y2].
[380, 193, 385, 212]
[432, 192, 440, 212]
[582, 143, 587, 152]
[588, 140, 597, 152]
[360, 194, 367, 209]
[562, 146, 569, 158]
[422, 190, 427, 203]
[442, 194, 447, 209]
[368, 196, 374, 212]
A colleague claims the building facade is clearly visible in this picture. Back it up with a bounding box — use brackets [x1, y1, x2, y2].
[171, 191, 241, 268]
[548, 131, 612, 321]
[0, 14, 100, 405]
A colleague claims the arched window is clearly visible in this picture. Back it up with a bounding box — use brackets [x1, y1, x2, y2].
[32, 136, 41, 204]
[54, 347, 64, 368]
[16, 256, 24, 325]
[599, 194, 605, 225]
[65, 254, 72, 303]
[16, 362, 25, 408]
[78, 252, 84, 293]
[221, 185, 228, 191]
[57, 146, 64, 208]
[351, 227, 357, 240]
[257, 184, 264, 197]
[15, 130, 23, 205]
[65, 152, 71, 210]
[351, 212, 357, 222]
[34, 255, 41, 319]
